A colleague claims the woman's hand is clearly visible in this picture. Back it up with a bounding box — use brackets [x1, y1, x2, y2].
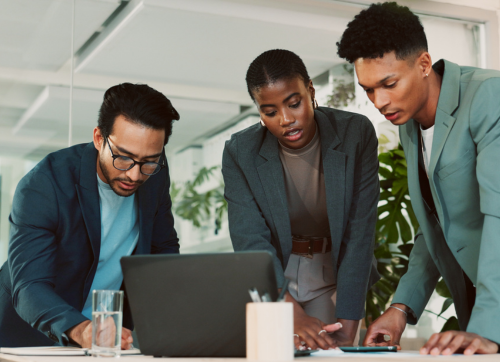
[293, 310, 342, 350]
[286, 292, 342, 350]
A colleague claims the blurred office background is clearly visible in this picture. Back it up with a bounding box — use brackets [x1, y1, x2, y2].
[0, 0, 496, 342]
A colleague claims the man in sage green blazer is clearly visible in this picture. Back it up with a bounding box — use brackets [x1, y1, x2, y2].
[337, 2, 500, 356]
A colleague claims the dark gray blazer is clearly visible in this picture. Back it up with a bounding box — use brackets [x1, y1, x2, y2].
[222, 107, 380, 320]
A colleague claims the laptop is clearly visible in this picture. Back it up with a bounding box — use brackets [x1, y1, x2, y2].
[121, 251, 278, 357]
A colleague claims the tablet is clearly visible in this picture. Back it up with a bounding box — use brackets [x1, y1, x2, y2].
[294, 349, 319, 357]
[340, 346, 397, 352]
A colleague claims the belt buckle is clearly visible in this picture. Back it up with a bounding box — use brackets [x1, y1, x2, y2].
[306, 239, 314, 259]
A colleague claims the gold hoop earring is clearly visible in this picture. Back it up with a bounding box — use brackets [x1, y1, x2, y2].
[260, 118, 266, 127]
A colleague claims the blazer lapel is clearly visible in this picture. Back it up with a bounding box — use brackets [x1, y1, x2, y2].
[428, 114, 457, 178]
[428, 60, 460, 176]
[257, 131, 292, 265]
[316, 111, 344, 260]
[428, 60, 460, 226]
[75, 143, 101, 271]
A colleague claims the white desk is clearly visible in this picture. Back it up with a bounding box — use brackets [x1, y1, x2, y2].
[1, 351, 499, 362]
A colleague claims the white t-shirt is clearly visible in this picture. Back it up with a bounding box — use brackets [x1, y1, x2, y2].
[421, 124, 435, 174]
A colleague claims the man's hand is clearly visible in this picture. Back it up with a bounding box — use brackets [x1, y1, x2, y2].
[67, 320, 133, 350]
[363, 304, 408, 350]
[421, 331, 499, 355]
[121, 327, 134, 350]
[286, 292, 342, 350]
[67, 320, 93, 348]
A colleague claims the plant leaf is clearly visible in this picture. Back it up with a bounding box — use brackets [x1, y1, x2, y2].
[397, 211, 412, 243]
[436, 279, 452, 299]
[379, 167, 394, 180]
[438, 298, 454, 317]
[393, 149, 406, 158]
[440, 316, 460, 332]
[397, 243, 414, 256]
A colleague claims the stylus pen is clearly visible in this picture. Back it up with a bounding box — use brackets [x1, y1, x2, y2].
[277, 279, 290, 302]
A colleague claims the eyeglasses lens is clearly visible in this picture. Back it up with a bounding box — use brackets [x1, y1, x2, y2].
[114, 156, 134, 170]
[113, 156, 160, 176]
[141, 163, 160, 175]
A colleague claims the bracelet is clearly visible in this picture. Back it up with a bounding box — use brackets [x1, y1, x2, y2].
[389, 305, 408, 317]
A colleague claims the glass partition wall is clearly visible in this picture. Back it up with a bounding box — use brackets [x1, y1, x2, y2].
[0, 0, 91, 262]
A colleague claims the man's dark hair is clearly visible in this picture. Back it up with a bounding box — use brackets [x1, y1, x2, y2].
[337, 2, 428, 63]
[245, 49, 310, 100]
[98, 83, 180, 145]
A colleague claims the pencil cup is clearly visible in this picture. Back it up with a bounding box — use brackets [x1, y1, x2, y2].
[246, 302, 294, 361]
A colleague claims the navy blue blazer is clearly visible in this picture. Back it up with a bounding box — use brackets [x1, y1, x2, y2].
[0, 142, 179, 347]
[222, 107, 380, 320]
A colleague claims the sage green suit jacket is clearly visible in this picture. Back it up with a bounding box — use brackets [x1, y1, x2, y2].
[392, 59, 500, 343]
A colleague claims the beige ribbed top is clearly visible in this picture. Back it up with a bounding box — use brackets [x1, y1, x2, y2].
[279, 126, 330, 237]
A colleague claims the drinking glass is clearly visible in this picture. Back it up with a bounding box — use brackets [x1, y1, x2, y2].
[91, 290, 123, 357]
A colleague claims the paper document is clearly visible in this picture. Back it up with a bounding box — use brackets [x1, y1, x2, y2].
[0, 346, 141, 356]
[311, 349, 345, 357]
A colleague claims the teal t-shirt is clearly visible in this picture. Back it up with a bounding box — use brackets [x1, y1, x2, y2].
[81, 175, 139, 319]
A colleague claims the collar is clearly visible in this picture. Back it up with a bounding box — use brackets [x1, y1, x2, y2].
[433, 59, 461, 116]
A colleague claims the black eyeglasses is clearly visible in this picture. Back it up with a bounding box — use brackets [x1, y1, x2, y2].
[106, 138, 165, 176]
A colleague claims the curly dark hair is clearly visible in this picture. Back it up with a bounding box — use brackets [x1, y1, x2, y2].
[337, 2, 427, 63]
[98, 83, 180, 146]
[245, 49, 310, 101]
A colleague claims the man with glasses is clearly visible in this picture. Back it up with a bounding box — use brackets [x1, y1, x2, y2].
[0, 83, 180, 348]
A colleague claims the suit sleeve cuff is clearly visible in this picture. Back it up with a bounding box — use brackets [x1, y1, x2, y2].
[390, 299, 418, 325]
[51, 313, 90, 346]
